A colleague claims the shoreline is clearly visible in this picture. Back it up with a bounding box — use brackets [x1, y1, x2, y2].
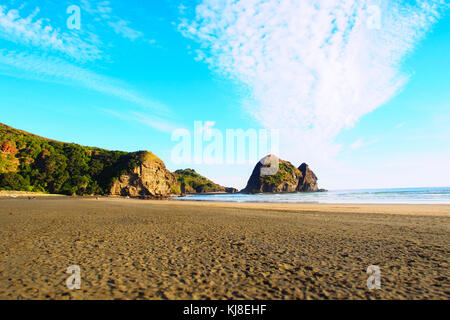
[1, 191, 449, 217]
[0, 190, 65, 198]
[0, 187, 450, 206]
[172, 197, 450, 206]
[92, 197, 450, 217]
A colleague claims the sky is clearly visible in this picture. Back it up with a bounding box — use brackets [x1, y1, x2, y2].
[0, 0, 449, 190]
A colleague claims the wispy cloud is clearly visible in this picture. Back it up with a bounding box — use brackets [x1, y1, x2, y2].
[178, 4, 188, 15]
[180, 0, 448, 164]
[81, 0, 146, 42]
[108, 19, 143, 41]
[102, 108, 179, 134]
[350, 138, 379, 150]
[395, 122, 406, 129]
[0, 49, 169, 114]
[0, 2, 170, 121]
[81, 0, 112, 19]
[0, 5, 101, 62]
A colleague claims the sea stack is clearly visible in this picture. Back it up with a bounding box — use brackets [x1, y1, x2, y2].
[241, 155, 323, 194]
[297, 162, 319, 192]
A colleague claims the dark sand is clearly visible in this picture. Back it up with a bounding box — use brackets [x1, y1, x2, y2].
[0, 197, 448, 299]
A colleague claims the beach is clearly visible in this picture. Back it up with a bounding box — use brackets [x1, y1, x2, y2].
[0, 197, 448, 299]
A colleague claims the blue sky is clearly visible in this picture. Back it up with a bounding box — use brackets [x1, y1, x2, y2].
[0, 0, 449, 189]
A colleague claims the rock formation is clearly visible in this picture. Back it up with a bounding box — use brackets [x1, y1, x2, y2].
[241, 155, 323, 194]
[111, 164, 239, 198]
[225, 187, 239, 193]
[241, 155, 302, 193]
[110, 151, 179, 198]
[297, 162, 319, 192]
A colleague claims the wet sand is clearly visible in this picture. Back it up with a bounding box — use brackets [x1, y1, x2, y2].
[0, 197, 448, 299]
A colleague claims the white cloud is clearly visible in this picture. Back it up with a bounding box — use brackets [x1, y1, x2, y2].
[81, 0, 145, 42]
[108, 19, 143, 41]
[0, 2, 169, 119]
[180, 0, 448, 166]
[395, 122, 406, 129]
[178, 4, 188, 15]
[81, 0, 112, 19]
[0, 5, 101, 62]
[102, 109, 179, 134]
[0, 49, 169, 114]
[350, 138, 378, 150]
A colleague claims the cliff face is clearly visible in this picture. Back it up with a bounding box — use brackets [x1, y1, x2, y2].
[241, 155, 322, 194]
[297, 163, 319, 192]
[110, 152, 179, 198]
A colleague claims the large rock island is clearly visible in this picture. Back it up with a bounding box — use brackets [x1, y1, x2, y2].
[241, 154, 324, 194]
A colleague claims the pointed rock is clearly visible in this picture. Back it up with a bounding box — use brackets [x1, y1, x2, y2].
[297, 163, 319, 192]
[241, 156, 324, 194]
[241, 155, 302, 194]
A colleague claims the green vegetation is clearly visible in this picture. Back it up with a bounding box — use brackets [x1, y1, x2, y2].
[0, 123, 146, 195]
[138, 151, 163, 164]
[174, 169, 225, 193]
[260, 160, 302, 186]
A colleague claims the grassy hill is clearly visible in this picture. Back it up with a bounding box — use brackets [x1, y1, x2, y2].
[0, 123, 154, 195]
[174, 169, 227, 193]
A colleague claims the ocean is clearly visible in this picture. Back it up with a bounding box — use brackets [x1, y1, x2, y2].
[174, 187, 450, 204]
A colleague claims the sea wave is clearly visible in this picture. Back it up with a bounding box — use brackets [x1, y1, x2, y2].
[174, 187, 450, 204]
